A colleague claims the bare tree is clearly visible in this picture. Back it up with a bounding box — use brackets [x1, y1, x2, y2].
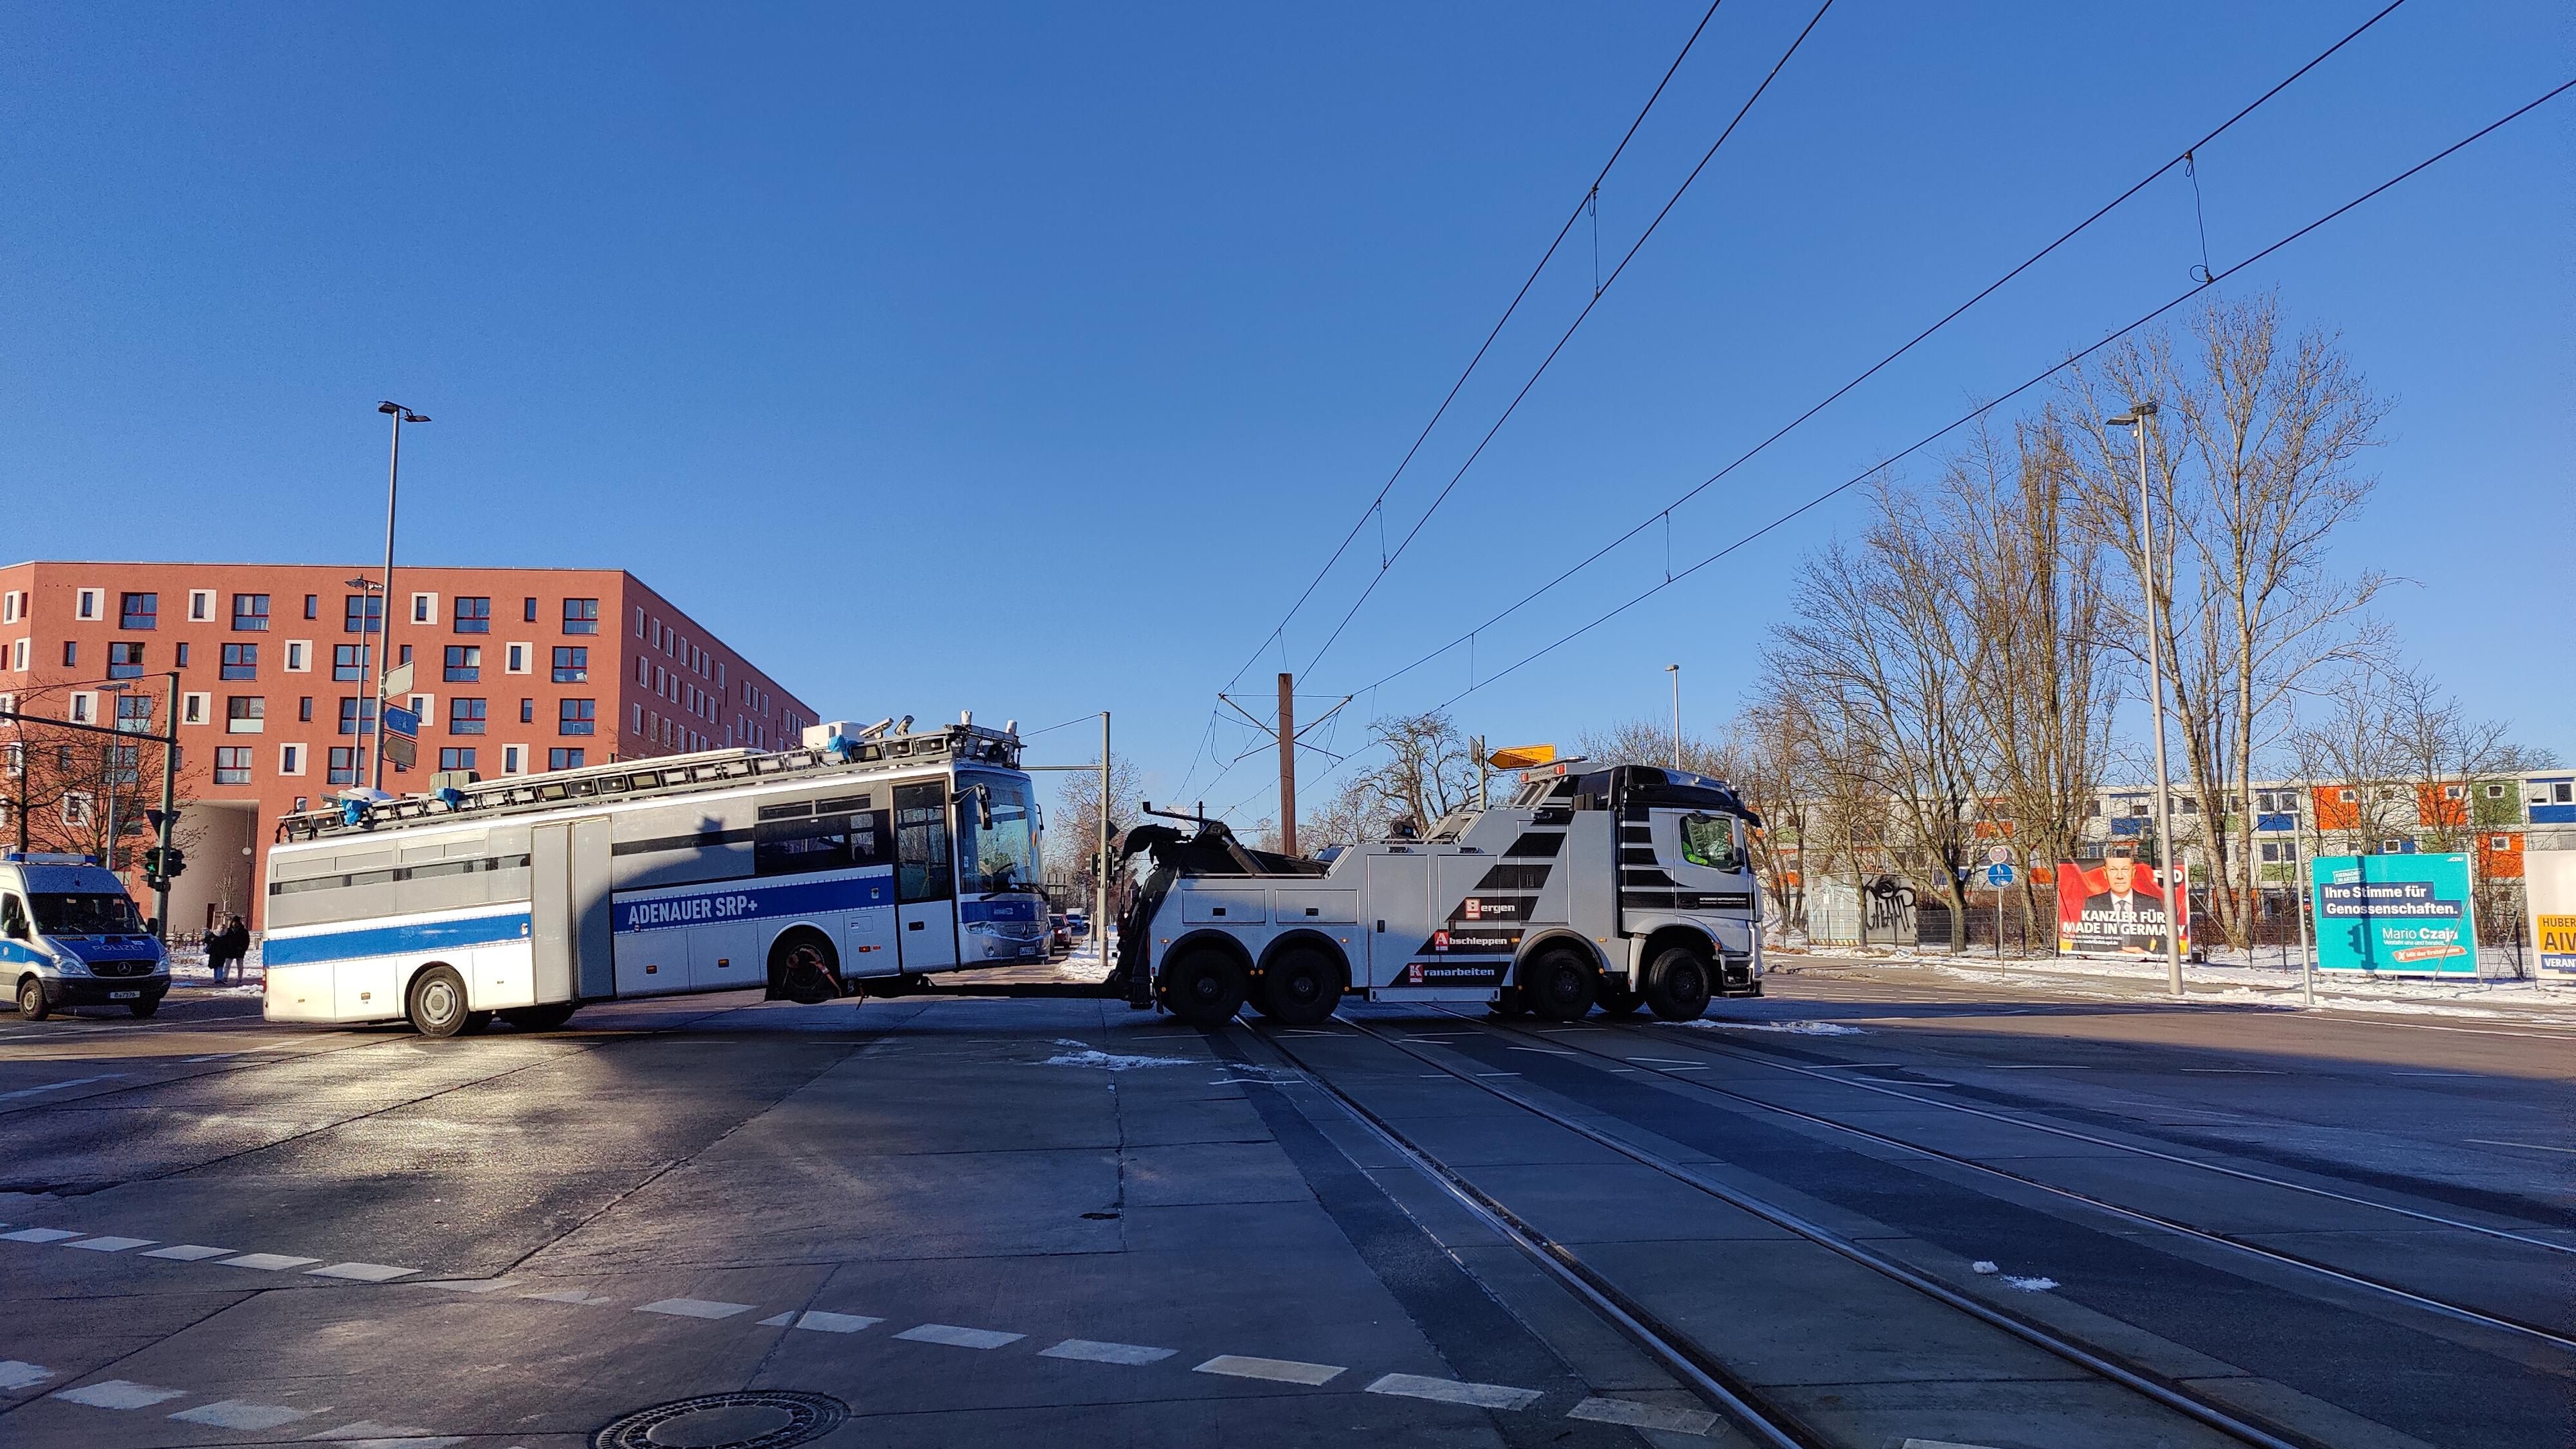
[1765, 477, 1991, 950]
[3, 682, 184, 873]
[2062, 293, 2392, 946]
[1357, 712, 1477, 832]
[1938, 418, 2120, 943]
[2284, 663, 2414, 853]
[1046, 751, 1144, 901]
[1303, 773, 1387, 851]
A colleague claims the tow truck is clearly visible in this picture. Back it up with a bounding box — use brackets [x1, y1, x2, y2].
[1112, 747, 1764, 1025]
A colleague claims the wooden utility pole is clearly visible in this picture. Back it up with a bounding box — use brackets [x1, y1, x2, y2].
[1277, 672, 1296, 857]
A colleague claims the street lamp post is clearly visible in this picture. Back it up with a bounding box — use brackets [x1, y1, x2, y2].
[2108, 400, 2186, 1000]
[372, 402, 429, 791]
[1665, 663, 1682, 771]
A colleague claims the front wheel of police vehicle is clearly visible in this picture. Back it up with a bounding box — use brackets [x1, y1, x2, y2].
[15, 975, 48, 1021]
[407, 965, 488, 1038]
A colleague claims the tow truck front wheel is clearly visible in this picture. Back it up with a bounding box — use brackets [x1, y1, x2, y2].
[1161, 947, 1247, 1026]
[1645, 946, 1713, 1021]
[1522, 949, 1599, 1023]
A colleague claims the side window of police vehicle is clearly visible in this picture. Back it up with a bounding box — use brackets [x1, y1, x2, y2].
[752, 804, 892, 877]
[1, 894, 26, 939]
[1678, 813, 1741, 872]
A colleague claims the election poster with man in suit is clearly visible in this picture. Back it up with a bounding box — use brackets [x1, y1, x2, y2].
[2055, 855, 2190, 958]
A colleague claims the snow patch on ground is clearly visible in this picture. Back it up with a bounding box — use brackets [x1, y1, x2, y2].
[1970, 1261, 1999, 1275]
[1043, 1040, 1193, 1071]
[1672, 1018, 1866, 1036]
[2002, 1275, 2058, 1292]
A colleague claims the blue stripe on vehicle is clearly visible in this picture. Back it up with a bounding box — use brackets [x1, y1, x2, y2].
[616, 868, 894, 935]
[264, 912, 533, 967]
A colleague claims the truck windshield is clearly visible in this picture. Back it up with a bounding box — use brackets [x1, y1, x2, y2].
[959, 774, 1038, 895]
[32, 892, 145, 936]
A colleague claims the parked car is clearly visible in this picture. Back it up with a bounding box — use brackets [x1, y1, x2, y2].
[1047, 914, 1072, 957]
[3, 852, 171, 1020]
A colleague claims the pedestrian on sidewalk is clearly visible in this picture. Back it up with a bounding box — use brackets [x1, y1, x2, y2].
[208, 914, 249, 985]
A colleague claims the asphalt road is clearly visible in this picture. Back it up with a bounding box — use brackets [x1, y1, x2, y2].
[0, 962, 2568, 1448]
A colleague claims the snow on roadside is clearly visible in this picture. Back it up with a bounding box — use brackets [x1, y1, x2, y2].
[1042, 1039, 1193, 1071]
[1671, 1018, 1866, 1036]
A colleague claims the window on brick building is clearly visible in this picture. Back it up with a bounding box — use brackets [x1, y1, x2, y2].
[333, 644, 367, 682]
[444, 645, 481, 682]
[453, 596, 490, 633]
[107, 641, 145, 680]
[214, 747, 252, 785]
[119, 592, 157, 629]
[232, 594, 270, 631]
[221, 643, 257, 680]
[439, 747, 478, 772]
[344, 594, 382, 635]
[549, 747, 585, 771]
[559, 698, 595, 735]
[327, 747, 357, 785]
[449, 698, 487, 735]
[552, 646, 587, 683]
[562, 598, 599, 635]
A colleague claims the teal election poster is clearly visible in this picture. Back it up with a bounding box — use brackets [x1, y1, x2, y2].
[2311, 853, 2479, 976]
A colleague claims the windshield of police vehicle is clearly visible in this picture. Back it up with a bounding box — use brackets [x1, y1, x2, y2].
[957, 773, 1039, 895]
[32, 892, 145, 936]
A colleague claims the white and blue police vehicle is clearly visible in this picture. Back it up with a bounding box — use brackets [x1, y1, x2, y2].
[261, 717, 1050, 1036]
[3, 853, 173, 1020]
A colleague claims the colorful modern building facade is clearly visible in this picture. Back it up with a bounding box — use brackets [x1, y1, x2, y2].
[0, 562, 816, 931]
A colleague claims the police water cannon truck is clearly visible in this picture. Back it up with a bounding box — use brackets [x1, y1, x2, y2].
[1112, 745, 1764, 1026]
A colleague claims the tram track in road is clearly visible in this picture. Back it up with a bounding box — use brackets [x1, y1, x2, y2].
[1440, 1009, 2576, 1356]
[1247, 1016, 2321, 1449]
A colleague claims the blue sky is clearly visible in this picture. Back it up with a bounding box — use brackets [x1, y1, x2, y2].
[4, 2, 2567, 822]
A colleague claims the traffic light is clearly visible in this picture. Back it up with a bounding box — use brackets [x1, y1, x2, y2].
[162, 846, 185, 881]
[140, 846, 163, 889]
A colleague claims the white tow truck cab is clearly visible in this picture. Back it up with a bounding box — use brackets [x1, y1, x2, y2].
[1, 852, 172, 1020]
[1120, 751, 1763, 1026]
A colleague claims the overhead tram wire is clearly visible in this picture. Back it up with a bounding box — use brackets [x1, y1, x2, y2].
[1411, 77, 2576, 719]
[1341, 0, 2418, 702]
[1293, 0, 1838, 683]
[1217, 0, 1732, 698]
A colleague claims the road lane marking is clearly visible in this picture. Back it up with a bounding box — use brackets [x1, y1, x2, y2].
[637, 1298, 755, 1320]
[1040, 1338, 1177, 1364]
[2182, 1068, 2286, 1074]
[1506, 1047, 1576, 1055]
[221, 1253, 320, 1271]
[0, 1228, 83, 1243]
[896, 1324, 1024, 1350]
[759, 1310, 881, 1334]
[66, 1236, 154, 1252]
[2467, 1138, 2576, 1155]
[170, 1399, 312, 1430]
[309, 1419, 462, 1446]
[1566, 1397, 1718, 1434]
[1193, 1354, 1344, 1385]
[53, 1379, 188, 1409]
[521, 1288, 615, 1304]
[1986, 1065, 2093, 1070]
[0, 1360, 57, 1389]
[308, 1262, 419, 1283]
[415, 1277, 520, 1293]
[0, 1073, 127, 1100]
[1364, 1373, 1541, 1409]
[142, 1244, 234, 1260]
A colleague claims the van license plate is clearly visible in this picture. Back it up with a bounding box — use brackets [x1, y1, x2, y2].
[109, 991, 140, 1000]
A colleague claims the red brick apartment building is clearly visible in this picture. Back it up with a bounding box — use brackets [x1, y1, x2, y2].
[0, 562, 817, 931]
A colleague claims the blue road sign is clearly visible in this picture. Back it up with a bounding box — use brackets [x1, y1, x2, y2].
[381, 704, 420, 739]
[1986, 863, 2016, 887]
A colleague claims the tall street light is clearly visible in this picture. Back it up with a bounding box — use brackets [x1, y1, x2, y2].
[373, 402, 429, 791]
[1665, 663, 1682, 771]
[2108, 400, 2185, 999]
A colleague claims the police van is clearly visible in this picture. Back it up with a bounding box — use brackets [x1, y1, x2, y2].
[1, 853, 173, 1020]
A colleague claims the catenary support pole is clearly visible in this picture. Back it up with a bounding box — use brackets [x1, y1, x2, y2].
[2294, 824, 2314, 1007]
[154, 670, 178, 943]
[1277, 672, 1295, 857]
[2118, 402, 2187, 999]
[1666, 663, 1682, 769]
[372, 410, 404, 790]
[1097, 711, 1112, 982]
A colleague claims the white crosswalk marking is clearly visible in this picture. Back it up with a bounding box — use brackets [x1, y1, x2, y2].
[221, 1253, 320, 1271]
[171, 1399, 313, 1430]
[141, 1244, 234, 1260]
[1566, 1397, 1719, 1435]
[65, 1236, 154, 1252]
[307, 1262, 418, 1282]
[896, 1324, 1024, 1350]
[784, 1311, 881, 1334]
[0, 1360, 57, 1390]
[54, 1379, 188, 1409]
[415, 1277, 519, 1293]
[1040, 1338, 1177, 1365]
[1193, 1354, 1346, 1386]
[1364, 1373, 1542, 1410]
[635, 1297, 755, 1320]
[0, 1228, 83, 1244]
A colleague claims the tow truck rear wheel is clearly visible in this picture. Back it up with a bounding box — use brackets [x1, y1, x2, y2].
[1595, 984, 1644, 1016]
[1644, 946, 1714, 1021]
[1161, 946, 1247, 1026]
[1260, 947, 1342, 1026]
[1522, 949, 1599, 1023]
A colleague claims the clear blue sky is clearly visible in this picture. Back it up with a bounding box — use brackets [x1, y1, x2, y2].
[5, 3, 2567, 823]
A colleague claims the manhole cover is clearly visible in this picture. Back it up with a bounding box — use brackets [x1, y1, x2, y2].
[593, 1391, 849, 1449]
